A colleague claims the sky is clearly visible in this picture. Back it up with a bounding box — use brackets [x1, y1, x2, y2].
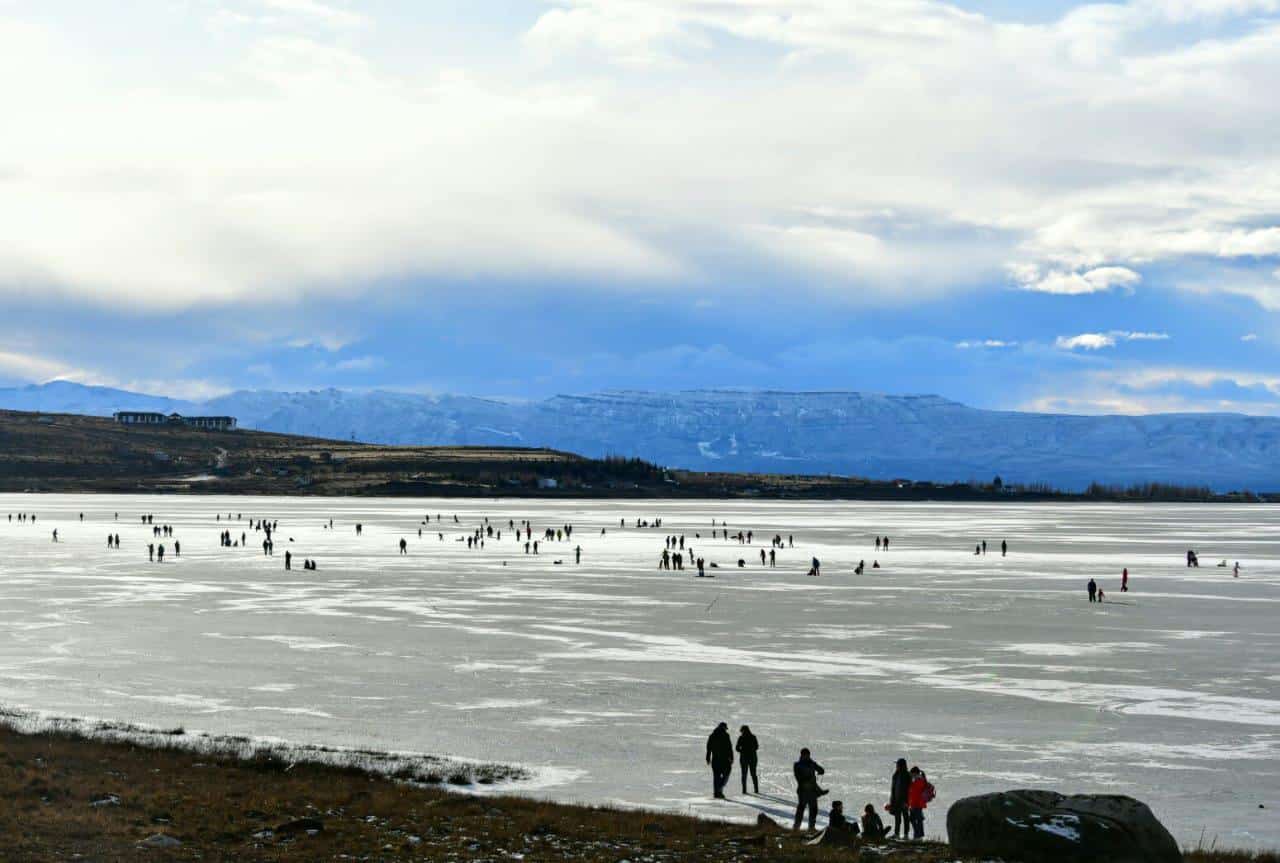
[1, 0, 1279, 414]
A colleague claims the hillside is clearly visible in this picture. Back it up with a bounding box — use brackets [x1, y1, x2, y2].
[0, 410, 652, 497]
[2, 382, 1279, 491]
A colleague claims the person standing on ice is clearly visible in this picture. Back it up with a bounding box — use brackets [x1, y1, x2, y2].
[706, 722, 734, 799]
[399, 538, 408, 555]
[575, 545, 582, 564]
[889, 758, 912, 838]
[1001, 539, 1007, 556]
[1087, 578, 1098, 602]
[906, 767, 933, 839]
[792, 747, 826, 831]
[1121, 568, 1129, 592]
[736, 725, 759, 794]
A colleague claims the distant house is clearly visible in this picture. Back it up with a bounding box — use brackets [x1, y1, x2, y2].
[113, 412, 236, 431]
[182, 415, 237, 431]
[113, 411, 167, 425]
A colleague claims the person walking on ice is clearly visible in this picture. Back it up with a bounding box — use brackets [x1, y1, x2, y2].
[705, 722, 734, 799]
[736, 725, 759, 794]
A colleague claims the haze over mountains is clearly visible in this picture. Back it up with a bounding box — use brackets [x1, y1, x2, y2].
[4, 381, 1279, 491]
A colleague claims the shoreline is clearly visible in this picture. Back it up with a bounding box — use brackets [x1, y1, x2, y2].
[0, 713, 1272, 862]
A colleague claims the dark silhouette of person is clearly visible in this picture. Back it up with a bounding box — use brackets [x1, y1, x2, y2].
[1087, 578, 1098, 602]
[1001, 539, 1007, 556]
[818, 800, 859, 845]
[862, 804, 890, 840]
[706, 722, 734, 799]
[399, 538, 408, 555]
[889, 757, 911, 838]
[285, 550, 292, 570]
[575, 545, 582, 564]
[1121, 568, 1129, 591]
[793, 747, 825, 830]
[736, 725, 759, 794]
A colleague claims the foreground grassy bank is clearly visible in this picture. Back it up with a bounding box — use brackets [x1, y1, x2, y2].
[0, 725, 1274, 862]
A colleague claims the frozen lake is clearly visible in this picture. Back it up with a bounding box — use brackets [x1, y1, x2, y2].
[1, 494, 1277, 847]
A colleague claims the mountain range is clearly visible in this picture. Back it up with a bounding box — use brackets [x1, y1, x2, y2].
[2, 380, 1278, 491]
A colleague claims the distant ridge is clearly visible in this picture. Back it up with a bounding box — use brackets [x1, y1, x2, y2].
[3, 381, 1278, 491]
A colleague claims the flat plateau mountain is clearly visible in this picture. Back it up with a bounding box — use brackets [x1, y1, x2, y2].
[3, 382, 1277, 490]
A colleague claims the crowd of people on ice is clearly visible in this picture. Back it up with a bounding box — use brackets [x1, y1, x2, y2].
[706, 722, 935, 843]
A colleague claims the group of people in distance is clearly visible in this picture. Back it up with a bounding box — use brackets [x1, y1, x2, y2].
[705, 723, 934, 841]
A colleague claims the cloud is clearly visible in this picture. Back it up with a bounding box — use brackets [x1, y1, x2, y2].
[1055, 330, 1169, 350]
[258, 0, 366, 30]
[2, 1, 1280, 314]
[1241, 332, 1258, 341]
[956, 339, 1017, 349]
[1026, 365, 1280, 415]
[1056, 333, 1117, 350]
[1015, 266, 1142, 295]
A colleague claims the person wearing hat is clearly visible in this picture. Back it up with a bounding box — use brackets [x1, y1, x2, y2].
[705, 722, 734, 799]
[889, 757, 912, 838]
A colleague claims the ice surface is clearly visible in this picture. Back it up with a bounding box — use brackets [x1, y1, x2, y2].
[0, 495, 1277, 846]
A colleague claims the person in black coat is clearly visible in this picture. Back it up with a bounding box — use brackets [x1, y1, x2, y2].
[889, 758, 912, 838]
[736, 725, 759, 794]
[706, 722, 734, 799]
[793, 748, 826, 831]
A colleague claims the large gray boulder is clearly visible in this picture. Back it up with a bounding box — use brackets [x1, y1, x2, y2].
[947, 790, 1181, 863]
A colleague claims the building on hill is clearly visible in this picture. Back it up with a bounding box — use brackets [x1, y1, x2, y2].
[113, 412, 237, 431]
[113, 411, 167, 425]
[181, 415, 237, 430]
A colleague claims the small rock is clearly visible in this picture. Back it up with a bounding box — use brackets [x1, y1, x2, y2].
[275, 817, 324, 836]
[138, 834, 182, 849]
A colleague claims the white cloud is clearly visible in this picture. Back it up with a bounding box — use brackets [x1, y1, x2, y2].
[1015, 266, 1142, 295]
[258, 0, 365, 30]
[1241, 332, 1258, 341]
[1056, 330, 1169, 350]
[1, 2, 1280, 309]
[1026, 364, 1280, 415]
[956, 339, 1017, 349]
[1056, 333, 1117, 350]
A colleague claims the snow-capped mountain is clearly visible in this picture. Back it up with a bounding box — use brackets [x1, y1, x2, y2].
[4, 382, 1279, 490]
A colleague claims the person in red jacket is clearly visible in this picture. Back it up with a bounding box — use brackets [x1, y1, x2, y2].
[906, 766, 933, 839]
